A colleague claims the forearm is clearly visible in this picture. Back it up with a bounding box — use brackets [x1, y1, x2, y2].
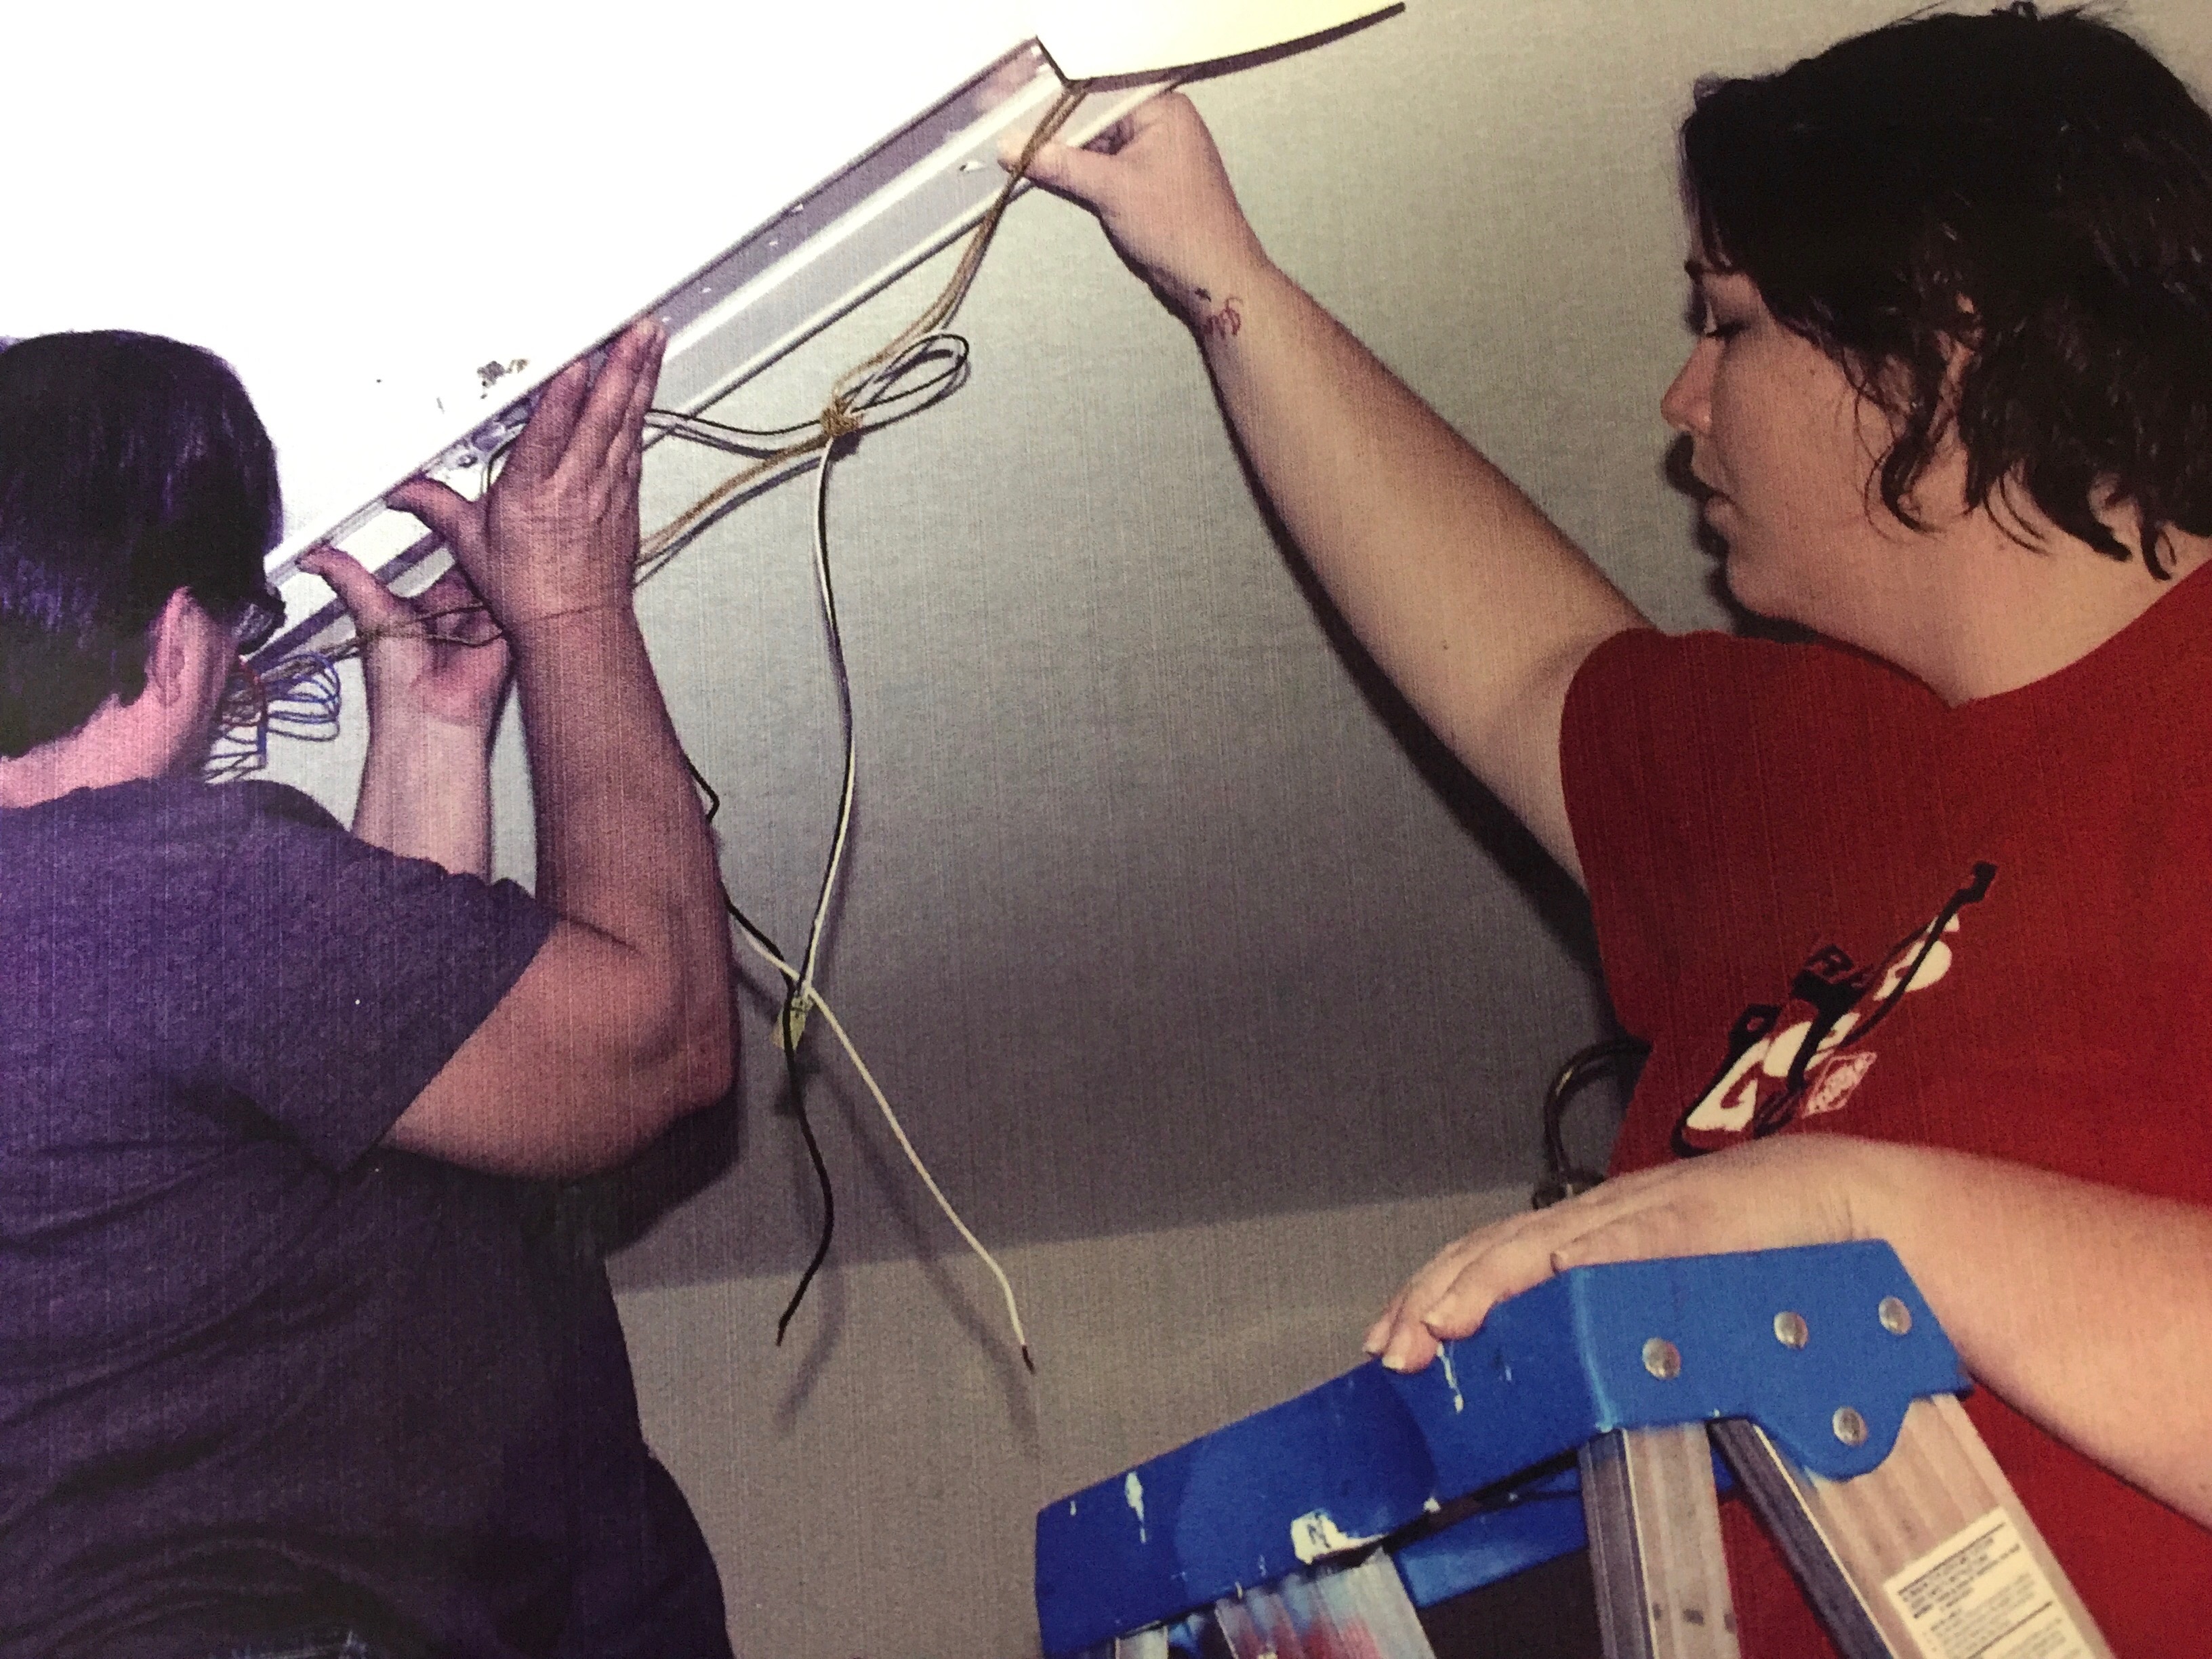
[1849, 1139, 2212, 1524]
[508, 602, 733, 1092]
[1191, 262, 1643, 863]
[352, 717, 494, 877]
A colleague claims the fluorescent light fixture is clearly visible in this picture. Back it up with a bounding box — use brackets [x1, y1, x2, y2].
[1, 3, 1402, 664]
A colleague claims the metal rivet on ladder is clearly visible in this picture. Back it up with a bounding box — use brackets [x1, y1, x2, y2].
[1878, 1295, 1912, 1335]
[1642, 1337, 1681, 1380]
[1772, 1310, 1809, 1349]
[1832, 1406, 1868, 1447]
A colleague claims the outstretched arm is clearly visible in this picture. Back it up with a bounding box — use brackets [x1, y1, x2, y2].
[1021, 94, 1644, 878]
[1365, 1135, 2212, 1529]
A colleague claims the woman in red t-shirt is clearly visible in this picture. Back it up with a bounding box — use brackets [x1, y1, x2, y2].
[1021, 5, 2212, 1649]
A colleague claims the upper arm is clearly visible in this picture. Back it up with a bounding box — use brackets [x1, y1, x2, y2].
[383, 918, 734, 1179]
[1457, 619, 1645, 888]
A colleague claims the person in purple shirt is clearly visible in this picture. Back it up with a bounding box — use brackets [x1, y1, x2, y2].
[0, 323, 737, 1658]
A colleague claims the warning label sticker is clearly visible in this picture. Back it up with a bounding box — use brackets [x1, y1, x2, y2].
[1881, 1509, 2096, 1659]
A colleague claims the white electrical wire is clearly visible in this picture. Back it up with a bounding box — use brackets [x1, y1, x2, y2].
[749, 348, 1034, 1369]
[639, 98, 1090, 1366]
[792, 432, 858, 1021]
[735, 905, 1034, 1368]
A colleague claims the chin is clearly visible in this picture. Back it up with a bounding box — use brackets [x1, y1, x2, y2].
[1720, 556, 1836, 650]
[1720, 549, 1780, 617]
[1715, 537, 1797, 620]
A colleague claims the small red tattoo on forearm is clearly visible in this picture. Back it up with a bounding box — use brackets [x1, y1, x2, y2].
[1200, 298, 1243, 340]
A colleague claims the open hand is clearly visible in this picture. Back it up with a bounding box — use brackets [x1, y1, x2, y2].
[387, 318, 665, 636]
[1015, 93, 1273, 323]
[1365, 1135, 1879, 1373]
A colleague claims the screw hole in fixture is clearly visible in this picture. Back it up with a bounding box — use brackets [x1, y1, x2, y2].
[1643, 1337, 1682, 1380]
[1832, 1406, 1868, 1447]
[1878, 1295, 1913, 1336]
[1773, 1310, 1809, 1349]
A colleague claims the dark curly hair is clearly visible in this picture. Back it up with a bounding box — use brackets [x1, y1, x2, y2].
[0, 332, 282, 757]
[1681, 3, 2212, 576]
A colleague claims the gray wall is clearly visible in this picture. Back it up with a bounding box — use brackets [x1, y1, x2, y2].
[268, 1, 2212, 1652]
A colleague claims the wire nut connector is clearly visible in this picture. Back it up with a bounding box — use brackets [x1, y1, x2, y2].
[778, 996, 813, 1052]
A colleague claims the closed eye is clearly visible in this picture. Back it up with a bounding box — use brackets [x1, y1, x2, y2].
[1683, 263, 1757, 341]
[1684, 291, 1744, 340]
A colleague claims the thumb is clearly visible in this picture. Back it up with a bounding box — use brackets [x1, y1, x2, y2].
[298, 546, 405, 633]
[1007, 136, 1123, 211]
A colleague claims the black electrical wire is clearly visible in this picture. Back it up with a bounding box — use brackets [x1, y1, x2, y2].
[660, 359, 926, 1349]
[774, 1033, 834, 1347]
[665, 330, 997, 1356]
[683, 753, 838, 1345]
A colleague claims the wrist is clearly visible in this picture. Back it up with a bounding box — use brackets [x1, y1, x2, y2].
[364, 693, 501, 754]
[1172, 253, 1284, 342]
[1821, 1134, 1923, 1248]
[499, 594, 640, 659]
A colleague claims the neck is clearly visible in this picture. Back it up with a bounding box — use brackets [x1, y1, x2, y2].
[1882, 513, 2209, 708]
[0, 700, 187, 808]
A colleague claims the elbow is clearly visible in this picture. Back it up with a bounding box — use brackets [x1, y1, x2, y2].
[674, 945, 738, 1106]
[541, 1015, 730, 1181]
[667, 998, 735, 1115]
[629, 960, 737, 1129]
[542, 940, 736, 1175]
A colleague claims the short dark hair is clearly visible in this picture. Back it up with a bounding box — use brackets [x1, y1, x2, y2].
[1681, 3, 2212, 576]
[0, 331, 282, 756]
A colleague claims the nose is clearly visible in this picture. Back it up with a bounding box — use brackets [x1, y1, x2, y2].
[1661, 337, 1715, 437]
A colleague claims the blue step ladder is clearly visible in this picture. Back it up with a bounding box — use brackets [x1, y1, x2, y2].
[1036, 1243, 2110, 1658]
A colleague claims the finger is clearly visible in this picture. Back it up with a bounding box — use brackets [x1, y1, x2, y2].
[414, 562, 477, 608]
[1011, 136, 1126, 208]
[1544, 1203, 1713, 1279]
[386, 478, 487, 556]
[608, 327, 663, 481]
[1128, 90, 1197, 134]
[298, 546, 405, 632]
[1400, 1184, 1697, 1363]
[1412, 1229, 1562, 1346]
[503, 360, 591, 487]
[1086, 89, 1191, 148]
[1375, 1237, 1495, 1370]
[1363, 1290, 1408, 1357]
[1376, 1212, 1570, 1370]
[566, 320, 663, 478]
[1387, 1328, 1444, 1375]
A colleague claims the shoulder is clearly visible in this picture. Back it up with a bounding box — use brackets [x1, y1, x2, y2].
[1568, 623, 1909, 718]
[1558, 625, 1931, 916]
[1564, 626, 1919, 783]
[0, 775, 340, 850]
[0, 778, 337, 912]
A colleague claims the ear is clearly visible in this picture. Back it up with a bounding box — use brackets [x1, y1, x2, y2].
[142, 588, 207, 707]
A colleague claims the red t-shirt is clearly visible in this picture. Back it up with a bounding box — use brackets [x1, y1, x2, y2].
[1559, 567, 2212, 1656]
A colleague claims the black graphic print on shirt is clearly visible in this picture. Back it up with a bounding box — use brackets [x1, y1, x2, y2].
[1672, 862, 1995, 1157]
